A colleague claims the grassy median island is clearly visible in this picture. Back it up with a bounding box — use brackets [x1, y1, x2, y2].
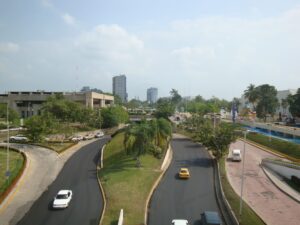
[99, 132, 162, 225]
[34, 141, 77, 153]
[246, 132, 300, 161]
[219, 157, 265, 225]
[0, 147, 25, 198]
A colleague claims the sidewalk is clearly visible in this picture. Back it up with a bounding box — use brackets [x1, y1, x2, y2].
[226, 140, 300, 225]
[262, 167, 300, 203]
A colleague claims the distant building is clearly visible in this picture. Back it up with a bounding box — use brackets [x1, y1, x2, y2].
[147, 87, 158, 104]
[239, 89, 297, 119]
[81, 86, 103, 93]
[112, 75, 127, 103]
[0, 91, 114, 118]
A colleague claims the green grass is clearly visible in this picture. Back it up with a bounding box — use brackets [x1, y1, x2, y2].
[246, 133, 300, 160]
[0, 130, 18, 142]
[34, 142, 76, 153]
[219, 157, 265, 225]
[99, 132, 162, 225]
[0, 147, 25, 197]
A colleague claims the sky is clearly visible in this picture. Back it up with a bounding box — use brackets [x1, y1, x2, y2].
[0, 0, 300, 101]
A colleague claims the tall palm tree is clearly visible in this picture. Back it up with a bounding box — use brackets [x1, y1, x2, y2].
[281, 98, 289, 116]
[244, 84, 258, 111]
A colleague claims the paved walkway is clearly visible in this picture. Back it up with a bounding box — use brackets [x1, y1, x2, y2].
[226, 140, 300, 225]
[0, 140, 96, 225]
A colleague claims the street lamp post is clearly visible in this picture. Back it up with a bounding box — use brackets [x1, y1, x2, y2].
[239, 130, 248, 220]
[6, 101, 10, 184]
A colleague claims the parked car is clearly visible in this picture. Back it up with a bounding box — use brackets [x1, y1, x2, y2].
[178, 168, 190, 179]
[232, 149, 242, 162]
[94, 131, 104, 138]
[172, 219, 189, 225]
[9, 134, 29, 142]
[70, 135, 83, 142]
[201, 211, 222, 225]
[83, 133, 94, 140]
[52, 190, 73, 209]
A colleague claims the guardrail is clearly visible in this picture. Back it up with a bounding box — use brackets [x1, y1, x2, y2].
[213, 159, 239, 225]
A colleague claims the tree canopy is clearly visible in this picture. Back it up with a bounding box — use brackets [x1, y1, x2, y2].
[287, 88, 300, 118]
[155, 98, 175, 119]
[255, 84, 278, 121]
[124, 118, 171, 162]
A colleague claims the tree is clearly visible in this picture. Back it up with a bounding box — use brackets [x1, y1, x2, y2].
[124, 120, 154, 166]
[24, 111, 60, 142]
[244, 84, 258, 110]
[101, 106, 129, 128]
[287, 88, 300, 118]
[0, 104, 20, 124]
[281, 98, 289, 116]
[124, 118, 171, 162]
[194, 119, 237, 159]
[113, 95, 123, 105]
[210, 123, 238, 159]
[25, 115, 48, 142]
[170, 89, 182, 105]
[255, 84, 279, 121]
[155, 98, 175, 119]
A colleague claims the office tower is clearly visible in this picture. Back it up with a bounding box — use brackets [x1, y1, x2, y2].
[113, 74, 127, 103]
[147, 87, 158, 104]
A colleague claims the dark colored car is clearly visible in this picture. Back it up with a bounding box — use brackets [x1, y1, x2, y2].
[201, 211, 222, 225]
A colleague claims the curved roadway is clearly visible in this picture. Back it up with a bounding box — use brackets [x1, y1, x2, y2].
[16, 137, 110, 225]
[148, 136, 221, 225]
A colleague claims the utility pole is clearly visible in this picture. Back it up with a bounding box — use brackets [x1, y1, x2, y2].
[239, 130, 248, 220]
[6, 101, 10, 184]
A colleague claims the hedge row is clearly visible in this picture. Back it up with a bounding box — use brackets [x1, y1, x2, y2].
[246, 133, 300, 160]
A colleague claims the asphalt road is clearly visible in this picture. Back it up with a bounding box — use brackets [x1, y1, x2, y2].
[16, 137, 110, 225]
[148, 137, 220, 225]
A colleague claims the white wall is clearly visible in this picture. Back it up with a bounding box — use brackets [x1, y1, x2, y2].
[262, 159, 300, 179]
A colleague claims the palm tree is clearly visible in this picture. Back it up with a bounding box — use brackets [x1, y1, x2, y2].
[281, 98, 289, 116]
[244, 84, 258, 111]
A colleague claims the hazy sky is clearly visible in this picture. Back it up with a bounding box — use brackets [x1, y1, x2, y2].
[0, 0, 299, 100]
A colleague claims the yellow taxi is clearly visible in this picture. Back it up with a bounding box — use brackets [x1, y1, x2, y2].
[178, 168, 190, 179]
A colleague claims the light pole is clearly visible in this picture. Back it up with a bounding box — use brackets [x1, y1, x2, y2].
[239, 130, 248, 220]
[6, 101, 10, 184]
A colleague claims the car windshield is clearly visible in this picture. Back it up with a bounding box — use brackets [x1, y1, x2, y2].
[56, 194, 68, 199]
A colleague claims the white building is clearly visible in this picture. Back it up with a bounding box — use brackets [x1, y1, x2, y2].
[239, 89, 297, 119]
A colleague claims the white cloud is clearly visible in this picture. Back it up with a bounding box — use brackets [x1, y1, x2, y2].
[62, 13, 76, 26]
[75, 24, 144, 62]
[41, 0, 53, 8]
[0, 42, 19, 53]
[2, 5, 300, 100]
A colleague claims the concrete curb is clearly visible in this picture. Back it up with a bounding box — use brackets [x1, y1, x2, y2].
[144, 144, 173, 225]
[97, 144, 107, 225]
[205, 148, 240, 225]
[261, 166, 300, 203]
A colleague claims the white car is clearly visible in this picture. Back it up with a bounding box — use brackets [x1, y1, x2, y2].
[9, 134, 29, 142]
[172, 219, 189, 225]
[70, 135, 83, 142]
[95, 131, 104, 138]
[53, 190, 73, 209]
[83, 133, 94, 140]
